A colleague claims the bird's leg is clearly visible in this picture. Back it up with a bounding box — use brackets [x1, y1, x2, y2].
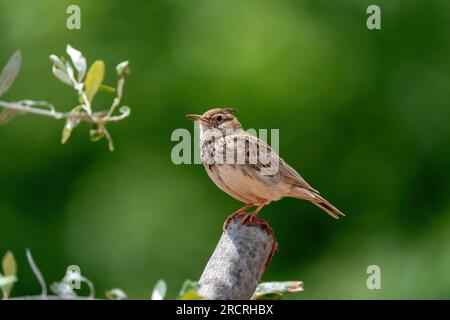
[239, 203, 266, 225]
[223, 203, 254, 230]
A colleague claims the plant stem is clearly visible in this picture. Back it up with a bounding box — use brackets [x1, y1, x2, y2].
[0, 100, 130, 123]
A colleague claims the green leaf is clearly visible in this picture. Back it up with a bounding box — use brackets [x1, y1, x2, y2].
[2, 251, 17, 299]
[179, 290, 203, 300]
[49, 55, 65, 70]
[66, 45, 87, 82]
[50, 54, 73, 85]
[99, 84, 116, 93]
[177, 279, 198, 299]
[85, 60, 105, 101]
[61, 105, 83, 144]
[0, 51, 21, 96]
[89, 125, 104, 142]
[253, 293, 283, 300]
[0, 275, 17, 288]
[0, 108, 22, 126]
[2, 251, 17, 277]
[151, 279, 167, 300]
[52, 65, 72, 85]
[65, 61, 75, 82]
[116, 61, 130, 76]
[106, 288, 128, 300]
[252, 281, 303, 300]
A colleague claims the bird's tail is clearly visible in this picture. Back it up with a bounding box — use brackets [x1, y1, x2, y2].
[289, 187, 345, 219]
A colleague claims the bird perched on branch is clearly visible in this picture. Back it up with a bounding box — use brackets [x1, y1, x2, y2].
[186, 108, 345, 230]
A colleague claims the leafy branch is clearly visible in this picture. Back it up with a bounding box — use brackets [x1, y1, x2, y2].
[0, 45, 131, 151]
[0, 250, 303, 300]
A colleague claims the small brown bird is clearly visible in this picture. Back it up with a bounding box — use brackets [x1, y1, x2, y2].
[187, 108, 345, 229]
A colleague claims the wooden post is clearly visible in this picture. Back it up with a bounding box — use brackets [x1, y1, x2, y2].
[198, 217, 277, 300]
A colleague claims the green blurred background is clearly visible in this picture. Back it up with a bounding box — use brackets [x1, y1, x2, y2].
[1, 0, 450, 299]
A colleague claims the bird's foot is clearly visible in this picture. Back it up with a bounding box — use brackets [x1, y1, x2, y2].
[223, 204, 254, 230]
[223, 211, 247, 230]
[239, 212, 257, 225]
[238, 204, 266, 226]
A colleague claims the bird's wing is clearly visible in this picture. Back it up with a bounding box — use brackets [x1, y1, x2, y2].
[224, 132, 319, 193]
[278, 159, 320, 194]
[222, 132, 278, 169]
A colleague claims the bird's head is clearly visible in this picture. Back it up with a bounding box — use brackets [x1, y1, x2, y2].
[186, 108, 242, 131]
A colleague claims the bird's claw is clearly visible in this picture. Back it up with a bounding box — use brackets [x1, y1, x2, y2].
[224, 212, 258, 230]
[239, 212, 257, 225]
[223, 212, 245, 230]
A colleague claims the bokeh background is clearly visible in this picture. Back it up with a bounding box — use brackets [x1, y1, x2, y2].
[1, 0, 450, 299]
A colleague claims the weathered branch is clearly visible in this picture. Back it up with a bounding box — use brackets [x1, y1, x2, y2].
[198, 217, 277, 300]
[0, 101, 131, 123]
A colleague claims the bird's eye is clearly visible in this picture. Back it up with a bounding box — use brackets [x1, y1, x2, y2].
[216, 115, 223, 122]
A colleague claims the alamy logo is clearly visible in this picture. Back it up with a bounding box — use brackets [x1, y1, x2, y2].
[66, 5, 81, 30]
[366, 5, 381, 30]
[171, 125, 280, 175]
[366, 265, 381, 289]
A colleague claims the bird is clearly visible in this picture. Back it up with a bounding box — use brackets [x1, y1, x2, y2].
[186, 108, 345, 230]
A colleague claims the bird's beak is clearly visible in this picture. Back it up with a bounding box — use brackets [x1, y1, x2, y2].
[186, 114, 201, 122]
[186, 113, 213, 126]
